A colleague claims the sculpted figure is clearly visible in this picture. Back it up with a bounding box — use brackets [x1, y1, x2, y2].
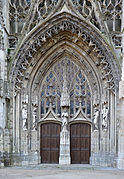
[61, 110, 68, 131]
[102, 105, 109, 129]
[93, 108, 99, 130]
[32, 107, 37, 130]
[22, 104, 28, 130]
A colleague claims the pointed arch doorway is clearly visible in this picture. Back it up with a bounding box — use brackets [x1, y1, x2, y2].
[40, 123, 61, 164]
[40, 58, 92, 164]
[70, 123, 91, 164]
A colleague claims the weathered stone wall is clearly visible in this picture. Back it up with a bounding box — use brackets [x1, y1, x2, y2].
[117, 0, 124, 170]
[0, 0, 11, 167]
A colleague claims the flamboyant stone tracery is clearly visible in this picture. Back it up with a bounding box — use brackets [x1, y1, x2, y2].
[40, 59, 92, 119]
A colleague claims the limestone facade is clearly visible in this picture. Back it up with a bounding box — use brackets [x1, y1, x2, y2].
[0, 0, 124, 169]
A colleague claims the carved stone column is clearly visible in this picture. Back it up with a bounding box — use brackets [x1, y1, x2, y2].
[118, 95, 124, 169]
[117, 0, 124, 169]
[59, 120, 71, 164]
[59, 67, 71, 164]
[0, 43, 6, 130]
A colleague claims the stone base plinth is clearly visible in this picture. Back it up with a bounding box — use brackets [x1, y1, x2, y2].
[0, 161, 4, 168]
[11, 152, 39, 166]
[117, 159, 124, 169]
[59, 130, 71, 164]
[117, 153, 124, 169]
[59, 155, 71, 164]
[90, 153, 117, 167]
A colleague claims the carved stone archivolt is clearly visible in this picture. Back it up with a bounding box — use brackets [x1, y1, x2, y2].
[9, 13, 120, 94]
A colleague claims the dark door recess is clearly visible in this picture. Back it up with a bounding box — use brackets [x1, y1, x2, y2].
[70, 123, 91, 164]
[40, 123, 60, 164]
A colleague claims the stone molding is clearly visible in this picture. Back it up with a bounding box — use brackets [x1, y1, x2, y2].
[9, 13, 120, 92]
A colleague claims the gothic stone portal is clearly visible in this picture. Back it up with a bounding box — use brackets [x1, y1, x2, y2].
[40, 59, 92, 164]
[3, 0, 120, 168]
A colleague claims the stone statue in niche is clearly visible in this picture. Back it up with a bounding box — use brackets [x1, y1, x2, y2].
[32, 106, 37, 131]
[102, 105, 109, 129]
[22, 104, 28, 130]
[93, 108, 99, 130]
[61, 109, 68, 131]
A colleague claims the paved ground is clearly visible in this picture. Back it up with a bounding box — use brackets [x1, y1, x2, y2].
[0, 165, 124, 179]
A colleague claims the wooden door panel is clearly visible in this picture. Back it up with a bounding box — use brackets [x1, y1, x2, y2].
[41, 123, 60, 164]
[71, 123, 91, 164]
[42, 151, 50, 163]
[80, 138, 89, 150]
[81, 151, 87, 164]
[71, 138, 80, 148]
[71, 151, 80, 164]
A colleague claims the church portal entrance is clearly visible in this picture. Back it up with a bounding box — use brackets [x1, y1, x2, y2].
[70, 123, 91, 164]
[40, 123, 61, 164]
[40, 59, 92, 164]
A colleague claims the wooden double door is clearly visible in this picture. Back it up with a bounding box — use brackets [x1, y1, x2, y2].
[70, 123, 91, 164]
[40, 123, 91, 164]
[40, 123, 60, 164]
